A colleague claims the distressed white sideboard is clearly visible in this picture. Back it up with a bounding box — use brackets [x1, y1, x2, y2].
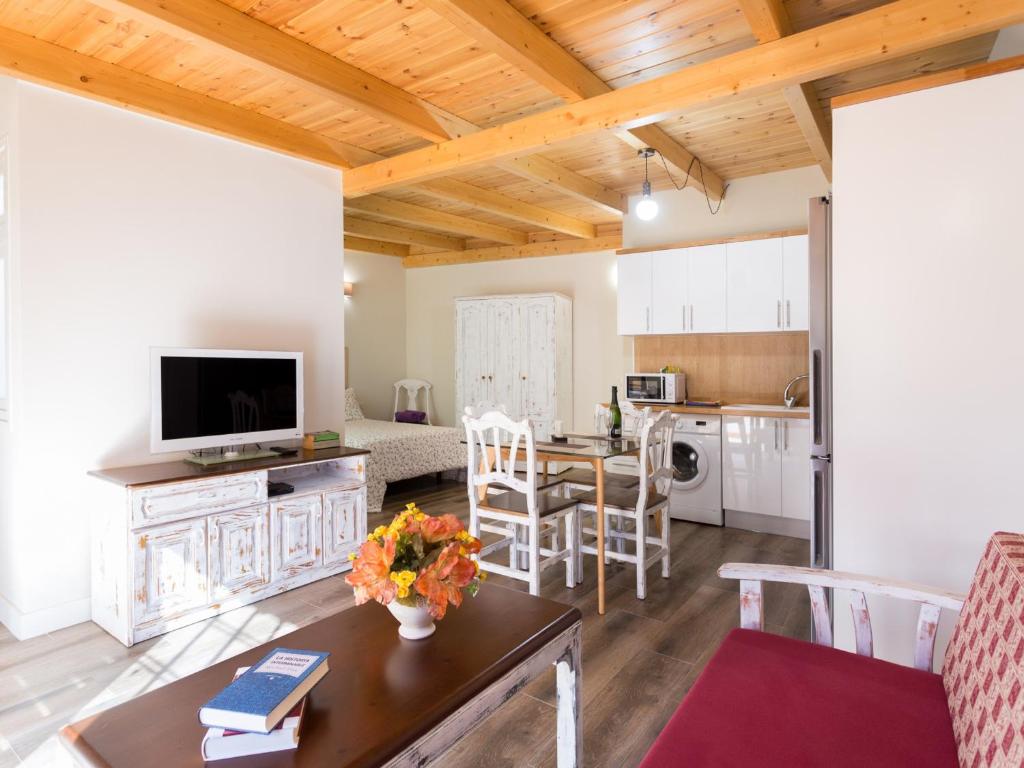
[88, 448, 369, 646]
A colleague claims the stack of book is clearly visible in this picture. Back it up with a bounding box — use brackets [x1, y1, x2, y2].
[303, 430, 340, 450]
[198, 648, 330, 761]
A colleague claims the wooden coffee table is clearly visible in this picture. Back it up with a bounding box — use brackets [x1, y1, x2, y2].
[59, 586, 582, 767]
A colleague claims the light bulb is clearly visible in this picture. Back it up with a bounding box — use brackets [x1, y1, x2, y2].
[636, 196, 659, 221]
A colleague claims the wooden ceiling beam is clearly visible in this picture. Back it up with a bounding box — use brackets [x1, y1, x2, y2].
[345, 196, 529, 245]
[344, 217, 466, 251]
[343, 0, 1024, 195]
[0, 25, 365, 171]
[344, 236, 409, 258]
[493, 155, 626, 215]
[736, 0, 833, 180]
[424, 0, 724, 201]
[416, 178, 596, 239]
[831, 54, 1024, 109]
[92, 0, 623, 217]
[403, 234, 622, 268]
[90, 0, 461, 143]
[342, 145, 600, 236]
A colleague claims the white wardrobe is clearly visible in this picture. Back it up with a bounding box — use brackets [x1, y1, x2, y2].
[455, 293, 572, 437]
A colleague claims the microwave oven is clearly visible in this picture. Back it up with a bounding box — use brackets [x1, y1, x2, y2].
[625, 373, 686, 404]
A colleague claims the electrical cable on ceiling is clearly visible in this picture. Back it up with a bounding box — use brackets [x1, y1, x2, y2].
[655, 150, 728, 215]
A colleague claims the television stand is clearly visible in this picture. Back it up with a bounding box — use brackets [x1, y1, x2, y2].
[185, 447, 280, 466]
[88, 447, 370, 646]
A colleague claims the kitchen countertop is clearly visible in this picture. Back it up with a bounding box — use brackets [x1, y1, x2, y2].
[623, 402, 811, 420]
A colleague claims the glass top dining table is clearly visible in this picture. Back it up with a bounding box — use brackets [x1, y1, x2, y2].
[462, 432, 643, 614]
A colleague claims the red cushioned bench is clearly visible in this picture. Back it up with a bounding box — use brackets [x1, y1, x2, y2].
[640, 532, 1024, 768]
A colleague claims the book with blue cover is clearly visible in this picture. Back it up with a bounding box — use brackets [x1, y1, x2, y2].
[198, 648, 330, 734]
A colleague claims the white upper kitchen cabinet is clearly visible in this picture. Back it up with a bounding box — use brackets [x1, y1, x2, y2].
[687, 244, 728, 333]
[722, 415, 782, 517]
[617, 252, 653, 335]
[651, 248, 688, 334]
[726, 238, 784, 332]
[782, 235, 809, 331]
[780, 418, 811, 520]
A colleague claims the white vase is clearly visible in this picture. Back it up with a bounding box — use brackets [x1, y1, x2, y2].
[386, 601, 436, 640]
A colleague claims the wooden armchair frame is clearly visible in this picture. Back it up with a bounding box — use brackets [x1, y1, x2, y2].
[717, 563, 967, 672]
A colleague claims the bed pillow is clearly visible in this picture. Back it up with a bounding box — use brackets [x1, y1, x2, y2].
[345, 388, 365, 420]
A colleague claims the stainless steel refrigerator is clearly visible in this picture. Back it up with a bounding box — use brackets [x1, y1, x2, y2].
[808, 195, 833, 570]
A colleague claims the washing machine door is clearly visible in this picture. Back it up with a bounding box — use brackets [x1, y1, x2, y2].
[672, 436, 709, 490]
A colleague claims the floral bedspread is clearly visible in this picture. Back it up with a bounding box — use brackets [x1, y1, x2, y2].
[343, 419, 466, 512]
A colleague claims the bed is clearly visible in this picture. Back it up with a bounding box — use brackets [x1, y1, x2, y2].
[342, 389, 465, 513]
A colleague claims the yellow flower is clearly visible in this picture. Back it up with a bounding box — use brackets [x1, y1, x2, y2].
[370, 525, 388, 540]
[456, 529, 474, 544]
[414, 512, 426, 522]
[389, 569, 417, 589]
[397, 585, 410, 599]
[348, 551, 358, 561]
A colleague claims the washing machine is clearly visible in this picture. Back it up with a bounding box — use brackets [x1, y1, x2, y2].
[670, 414, 723, 525]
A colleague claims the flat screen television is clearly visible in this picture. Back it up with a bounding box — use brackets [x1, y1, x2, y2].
[150, 348, 304, 454]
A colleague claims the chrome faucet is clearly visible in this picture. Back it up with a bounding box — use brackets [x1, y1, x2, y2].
[784, 374, 809, 408]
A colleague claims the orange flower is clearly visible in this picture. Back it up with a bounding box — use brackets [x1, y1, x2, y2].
[414, 542, 478, 619]
[418, 513, 465, 544]
[345, 536, 398, 605]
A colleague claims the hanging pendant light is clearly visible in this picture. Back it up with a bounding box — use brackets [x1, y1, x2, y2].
[635, 148, 659, 221]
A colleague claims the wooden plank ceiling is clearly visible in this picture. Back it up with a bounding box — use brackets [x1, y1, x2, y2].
[0, 0, 1008, 265]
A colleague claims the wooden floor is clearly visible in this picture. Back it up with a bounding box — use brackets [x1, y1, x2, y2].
[0, 478, 809, 768]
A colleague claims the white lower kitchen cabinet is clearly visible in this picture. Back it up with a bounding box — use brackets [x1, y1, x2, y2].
[723, 416, 782, 517]
[781, 418, 811, 520]
[724, 416, 810, 521]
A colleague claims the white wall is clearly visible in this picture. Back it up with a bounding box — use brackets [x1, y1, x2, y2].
[0, 77, 17, 629]
[343, 248, 406, 419]
[0, 80, 344, 638]
[622, 166, 828, 249]
[832, 69, 1024, 666]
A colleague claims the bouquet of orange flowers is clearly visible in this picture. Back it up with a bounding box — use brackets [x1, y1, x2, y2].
[345, 503, 484, 619]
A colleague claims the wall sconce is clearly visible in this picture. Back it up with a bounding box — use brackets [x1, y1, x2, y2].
[344, 281, 354, 298]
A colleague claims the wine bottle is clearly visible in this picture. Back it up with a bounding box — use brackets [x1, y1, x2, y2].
[609, 386, 623, 438]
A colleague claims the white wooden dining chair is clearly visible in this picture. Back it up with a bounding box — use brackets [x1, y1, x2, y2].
[558, 403, 651, 495]
[575, 409, 674, 599]
[463, 408, 577, 595]
[559, 403, 651, 560]
[392, 378, 434, 424]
